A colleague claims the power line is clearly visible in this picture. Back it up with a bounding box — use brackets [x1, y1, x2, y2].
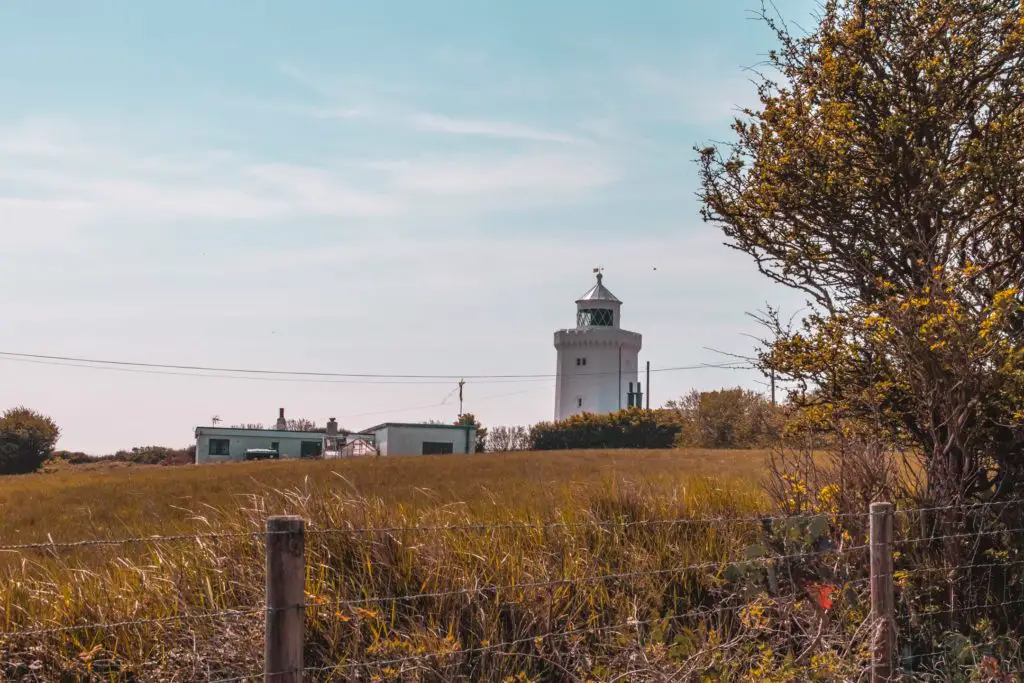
[0, 356, 487, 386]
[338, 387, 548, 422]
[0, 350, 750, 382]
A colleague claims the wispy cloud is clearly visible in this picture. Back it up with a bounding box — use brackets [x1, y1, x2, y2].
[380, 153, 614, 199]
[0, 118, 618, 253]
[408, 113, 581, 144]
[279, 64, 583, 144]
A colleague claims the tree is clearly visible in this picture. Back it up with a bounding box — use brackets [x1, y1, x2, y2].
[698, 0, 1024, 505]
[665, 388, 782, 449]
[455, 413, 487, 453]
[0, 407, 61, 475]
[488, 425, 532, 452]
[286, 418, 318, 432]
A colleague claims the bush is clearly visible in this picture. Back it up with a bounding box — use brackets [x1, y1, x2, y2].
[530, 409, 681, 450]
[0, 407, 61, 475]
[110, 446, 195, 466]
[487, 426, 531, 452]
[51, 450, 93, 465]
[665, 388, 784, 449]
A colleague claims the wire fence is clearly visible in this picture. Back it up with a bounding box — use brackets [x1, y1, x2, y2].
[3, 501, 1024, 681]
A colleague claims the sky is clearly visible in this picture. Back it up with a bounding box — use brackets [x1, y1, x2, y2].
[0, 1, 818, 453]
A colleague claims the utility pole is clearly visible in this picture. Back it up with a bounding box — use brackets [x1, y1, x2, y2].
[770, 369, 777, 406]
[458, 379, 465, 418]
[646, 361, 651, 409]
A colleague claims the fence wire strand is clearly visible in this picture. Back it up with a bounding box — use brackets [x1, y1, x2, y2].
[0, 606, 263, 638]
[300, 602, 753, 680]
[0, 509, 883, 554]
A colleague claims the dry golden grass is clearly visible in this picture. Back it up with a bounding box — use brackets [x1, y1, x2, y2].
[0, 449, 874, 681]
[0, 448, 771, 545]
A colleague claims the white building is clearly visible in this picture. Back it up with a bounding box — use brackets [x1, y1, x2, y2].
[357, 422, 477, 456]
[194, 409, 477, 463]
[554, 272, 643, 421]
[195, 425, 325, 464]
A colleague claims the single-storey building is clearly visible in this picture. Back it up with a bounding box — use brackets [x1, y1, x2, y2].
[359, 422, 477, 456]
[193, 409, 478, 464]
[194, 426, 325, 464]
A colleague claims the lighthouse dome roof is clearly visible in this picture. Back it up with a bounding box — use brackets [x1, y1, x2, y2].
[576, 272, 621, 303]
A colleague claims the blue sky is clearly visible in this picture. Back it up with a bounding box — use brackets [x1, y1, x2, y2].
[0, 1, 816, 453]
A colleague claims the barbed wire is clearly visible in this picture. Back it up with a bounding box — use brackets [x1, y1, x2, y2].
[0, 530, 272, 552]
[904, 597, 1024, 621]
[873, 558, 1024, 581]
[894, 498, 1024, 516]
[0, 510, 874, 554]
[207, 600, 794, 682]
[18, 498, 1024, 555]
[307, 547, 868, 613]
[0, 606, 262, 638]
[305, 510, 872, 538]
[299, 601, 755, 680]
[896, 524, 1024, 547]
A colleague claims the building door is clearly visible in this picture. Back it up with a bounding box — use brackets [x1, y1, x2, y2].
[422, 441, 454, 455]
[300, 441, 323, 458]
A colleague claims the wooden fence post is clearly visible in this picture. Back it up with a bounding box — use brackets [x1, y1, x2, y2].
[870, 501, 895, 682]
[266, 516, 305, 683]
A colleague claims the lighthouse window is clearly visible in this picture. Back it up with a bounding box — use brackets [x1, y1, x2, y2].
[575, 358, 587, 367]
[577, 308, 614, 327]
[577, 397, 583, 408]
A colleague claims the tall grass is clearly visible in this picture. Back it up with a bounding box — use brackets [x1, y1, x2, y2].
[0, 450, 876, 681]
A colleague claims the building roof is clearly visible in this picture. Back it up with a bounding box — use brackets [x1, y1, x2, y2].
[359, 422, 476, 435]
[195, 426, 325, 437]
[576, 272, 621, 303]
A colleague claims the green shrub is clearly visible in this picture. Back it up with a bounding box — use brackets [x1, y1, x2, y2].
[51, 450, 93, 465]
[110, 446, 195, 466]
[0, 407, 61, 475]
[530, 409, 681, 450]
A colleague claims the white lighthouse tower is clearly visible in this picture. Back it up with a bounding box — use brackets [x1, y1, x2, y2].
[554, 271, 643, 421]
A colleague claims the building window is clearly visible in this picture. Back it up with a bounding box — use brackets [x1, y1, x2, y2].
[300, 441, 322, 458]
[209, 438, 230, 456]
[575, 357, 588, 367]
[422, 441, 454, 455]
[577, 308, 614, 327]
[576, 397, 583, 408]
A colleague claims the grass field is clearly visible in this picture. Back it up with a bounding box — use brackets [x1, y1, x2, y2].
[0, 448, 771, 545]
[0, 449, 875, 681]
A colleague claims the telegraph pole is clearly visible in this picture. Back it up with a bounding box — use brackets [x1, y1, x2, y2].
[458, 379, 465, 417]
[770, 369, 777, 406]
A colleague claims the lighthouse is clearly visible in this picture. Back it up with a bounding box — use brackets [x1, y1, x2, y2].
[554, 271, 643, 421]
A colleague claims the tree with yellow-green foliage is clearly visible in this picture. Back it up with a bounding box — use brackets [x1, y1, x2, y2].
[698, 0, 1024, 505]
[665, 388, 783, 449]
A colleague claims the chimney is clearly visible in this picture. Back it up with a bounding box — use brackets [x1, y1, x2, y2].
[326, 418, 338, 436]
[276, 408, 287, 431]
